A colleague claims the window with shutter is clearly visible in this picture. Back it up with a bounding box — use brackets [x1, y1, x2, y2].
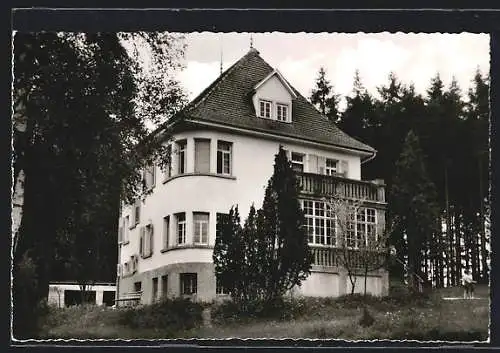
[326, 158, 338, 176]
[194, 139, 211, 173]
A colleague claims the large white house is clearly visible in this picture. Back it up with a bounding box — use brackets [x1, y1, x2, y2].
[116, 48, 388, 305]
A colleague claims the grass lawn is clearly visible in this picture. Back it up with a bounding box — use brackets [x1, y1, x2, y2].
[36, 285, 490, 341]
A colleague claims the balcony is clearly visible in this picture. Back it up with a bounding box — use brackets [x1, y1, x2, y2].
[297, 172, 386, 203]
[310, 246, 386, 269]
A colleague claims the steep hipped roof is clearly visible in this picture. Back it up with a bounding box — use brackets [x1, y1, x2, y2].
[179, 48, 375, 155]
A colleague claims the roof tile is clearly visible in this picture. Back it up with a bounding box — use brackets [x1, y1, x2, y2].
[182, 49, 375, 154]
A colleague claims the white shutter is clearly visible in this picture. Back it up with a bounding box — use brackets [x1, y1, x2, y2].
[308, 154, 318, 174]
[340, 160, 349, 177]
[195, 139, 211, 173]
[149, 224, 154, 256]
[117, 264, 122, 276]
[282, 148, 291, 161]
[152, 164, 156, 187]
[118, 226, 124, 243]
[139, 227, 145, 257]
[318, 156, 326, 175]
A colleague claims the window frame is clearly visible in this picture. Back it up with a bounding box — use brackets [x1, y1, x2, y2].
[217, 141, 232, 175]
[176, 212, 186, 245]
[291, 152, 305, 173]
[276, 102, 289, 122]
[193, 212, 209, 245]
[302, 200, 336, 246]
[259, 99, 272, 118]
[180, 273, 198, 296]
[325, 158, 338, 176]
[177, 140, 187, 175]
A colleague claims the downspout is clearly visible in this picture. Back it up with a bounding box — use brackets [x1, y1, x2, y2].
[361, 150, 377, 165]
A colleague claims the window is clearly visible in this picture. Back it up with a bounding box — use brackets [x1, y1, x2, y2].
[134, 201, 141, 226]
[124, 216, 130, 242]
[259, 99, 272, 118]
[193, 212, 209, 244]
[176, 213, 186, 245]
[134, 281, 142, 292]
[216, 275, 229, 295]
[325, 159, 338, 176]
[194, 139, 211, 173]
[349, 208, 377, 248]
[302, 200, 336, 246]
[140, 224, 154, 258]
[152, 277, 158, 302]
[276, 103, 289, 121]
[291, 152, 304, 173]
[217, 141, 232, 175]
[161, 275, 168, 299]
[144, 163, 156, 190]
[180, 273, 197, 295]
[177, 140, 187, 174]
[163, 216, 170, 249]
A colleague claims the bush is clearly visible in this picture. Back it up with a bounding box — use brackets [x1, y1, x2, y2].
[119, 297, 203, 333]
[212, 297, 308, 324]
[359, 307, 375, 327]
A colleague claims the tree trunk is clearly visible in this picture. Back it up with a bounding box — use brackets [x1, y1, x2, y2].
[478, 156, 488, 283]
[445, 164, 454, 286]
[454, 212, 462, 285]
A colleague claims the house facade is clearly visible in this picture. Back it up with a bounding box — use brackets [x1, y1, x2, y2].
[116, 48, 388, 305]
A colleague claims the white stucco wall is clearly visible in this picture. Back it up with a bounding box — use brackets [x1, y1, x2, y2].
[118, 128, 363, 273]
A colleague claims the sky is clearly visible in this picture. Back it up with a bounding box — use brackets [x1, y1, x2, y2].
[175, 32, 490, 110]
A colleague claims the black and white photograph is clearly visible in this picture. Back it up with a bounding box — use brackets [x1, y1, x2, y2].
[11, 19, 491, 343]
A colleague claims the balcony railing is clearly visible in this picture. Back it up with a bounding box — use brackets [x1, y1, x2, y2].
[297, 172, 385, 203]
[310, 246, 386, 269]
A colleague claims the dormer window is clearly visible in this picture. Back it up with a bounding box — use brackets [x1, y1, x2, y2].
[259, 99, 272, 118]
[276, 103, 289, 122]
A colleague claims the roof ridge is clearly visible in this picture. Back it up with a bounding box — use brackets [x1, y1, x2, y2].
[185, 49, 263, 114]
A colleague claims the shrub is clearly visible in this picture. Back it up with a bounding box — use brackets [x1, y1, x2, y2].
[358, 307, 375, 327]
[211, 296, 308, 324]
[119, 297, 203, 333]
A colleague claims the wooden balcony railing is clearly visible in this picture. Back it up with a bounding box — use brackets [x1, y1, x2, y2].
[297, 172, 386, 203]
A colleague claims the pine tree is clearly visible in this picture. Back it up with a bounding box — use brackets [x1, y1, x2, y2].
[310, 67, 341, 122]
[390, 131, 440, 291]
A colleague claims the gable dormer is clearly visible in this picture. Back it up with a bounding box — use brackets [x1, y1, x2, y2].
[252, 69, 297, 123]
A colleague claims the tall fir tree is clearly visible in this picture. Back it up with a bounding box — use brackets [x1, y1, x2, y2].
[338, 70, 374, 143]
[310, 67, 341, 122]
[390, 130, 440, 290]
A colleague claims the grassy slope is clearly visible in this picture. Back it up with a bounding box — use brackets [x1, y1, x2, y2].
[37, 285, 490, 341]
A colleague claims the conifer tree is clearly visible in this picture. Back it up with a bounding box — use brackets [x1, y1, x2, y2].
[310, 67, 341, 122]
[258, 146, 313, 301]
[390, 131, 440, 291]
